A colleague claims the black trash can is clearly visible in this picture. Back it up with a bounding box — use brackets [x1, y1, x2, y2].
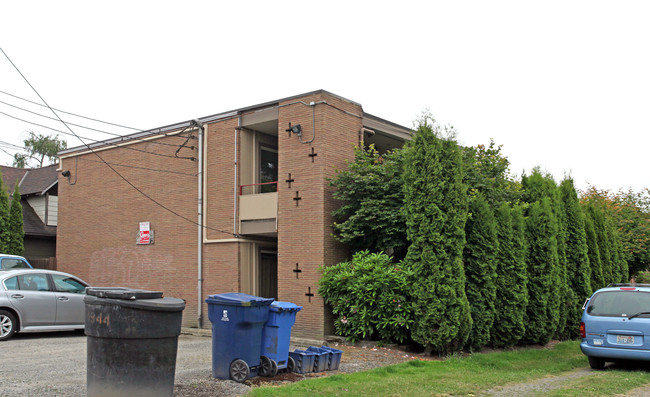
[84, 287, 185, 397]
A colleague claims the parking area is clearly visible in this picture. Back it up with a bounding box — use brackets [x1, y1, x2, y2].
[0, 332, 249, 397]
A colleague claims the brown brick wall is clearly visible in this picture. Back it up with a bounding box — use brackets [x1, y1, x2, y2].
[277, 92, 361, 339]
[57, 91, 364, 338]
[57, 133, 201, 325]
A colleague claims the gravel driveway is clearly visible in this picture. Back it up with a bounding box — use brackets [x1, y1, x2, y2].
[0, 331, 414, 397]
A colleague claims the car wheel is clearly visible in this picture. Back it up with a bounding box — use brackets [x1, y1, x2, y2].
[0, 310, 17, 341]
[588, 356, 606, 370]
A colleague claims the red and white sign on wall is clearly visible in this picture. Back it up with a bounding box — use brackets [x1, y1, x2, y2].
[137, 222, 154, 245]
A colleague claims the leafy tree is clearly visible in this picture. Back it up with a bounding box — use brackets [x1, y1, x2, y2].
[402, 116, 471, 354]
[12, 131, 66, 168]
[463, 140, 521, 205]
[559, 178, 591, 338]
[491, 203, 528, 347]
[330, 145, 407, 259]
[7, 183, 24, 255]
[318, 251, 414, 343]
[0, 171, 9, 252]
[463, 193, 497, 351]
[522, 198, 560, 344]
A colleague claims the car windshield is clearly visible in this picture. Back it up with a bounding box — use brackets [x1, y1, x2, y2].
[587, 290, 650, 318]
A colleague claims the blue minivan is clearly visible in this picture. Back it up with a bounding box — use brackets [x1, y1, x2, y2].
[0, 255, 34, 270]
[581, 284, 650, 369]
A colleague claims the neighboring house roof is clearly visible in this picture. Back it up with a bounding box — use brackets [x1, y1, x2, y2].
[22, 199, 56, 238]
[0, 164, 59, 196]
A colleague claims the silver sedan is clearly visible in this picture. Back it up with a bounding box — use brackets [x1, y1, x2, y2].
[0, 269, 89, 341]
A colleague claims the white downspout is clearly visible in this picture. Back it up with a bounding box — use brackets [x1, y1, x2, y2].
[194, 119, 205, 328]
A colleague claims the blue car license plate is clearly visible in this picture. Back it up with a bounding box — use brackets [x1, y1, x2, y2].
[617, 335, 635, 344]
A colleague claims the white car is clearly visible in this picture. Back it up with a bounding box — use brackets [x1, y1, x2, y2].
[0, 269, 89, 341]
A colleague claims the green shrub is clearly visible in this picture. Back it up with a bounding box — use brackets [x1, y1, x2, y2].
[318, 251, 414, 343]
[634, 271, 650, 284]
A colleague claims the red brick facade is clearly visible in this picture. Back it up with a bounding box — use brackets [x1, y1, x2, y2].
[57, 90, 404, 340]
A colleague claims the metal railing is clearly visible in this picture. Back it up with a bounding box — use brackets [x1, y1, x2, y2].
[239, 181, 278, 195]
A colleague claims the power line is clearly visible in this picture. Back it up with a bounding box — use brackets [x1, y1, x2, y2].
[0, 88, 142, 131]
[0, 110, 195, 160]
[0, 46, 234, 237]
[0, 98, 192, 148]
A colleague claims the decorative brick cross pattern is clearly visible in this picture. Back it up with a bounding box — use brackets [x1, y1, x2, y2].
[305, 286, 315, 303]
[293, 191, 302, 206]
[308, 147, 318, 162]
[293, 263, 302, 279]
[286, 173, 295, 188]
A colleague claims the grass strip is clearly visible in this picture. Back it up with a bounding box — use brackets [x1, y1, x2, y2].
[248, 341, 589, 396]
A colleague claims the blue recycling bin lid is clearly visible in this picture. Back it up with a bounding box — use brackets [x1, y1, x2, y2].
[205, 292, 274, 307]
[270, 301, 303, 312]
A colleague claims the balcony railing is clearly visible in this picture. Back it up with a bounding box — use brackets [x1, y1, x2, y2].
[239, 181, 278, 195]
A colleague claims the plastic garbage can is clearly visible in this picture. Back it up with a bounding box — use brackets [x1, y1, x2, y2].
[206, 292, 274, 382]
[289, 350, 316, 373]
[306, 346, 330, 372]
[318, 346, 343, 370]
[84, 287, 185, 397]
[260, 301, 302, 375]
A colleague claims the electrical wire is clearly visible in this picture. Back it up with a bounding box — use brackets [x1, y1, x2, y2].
[0, 110, 194, 160]
[0, 88, 142, 131]
[0, 46, 234, 237]
[0, 98, 192, 148]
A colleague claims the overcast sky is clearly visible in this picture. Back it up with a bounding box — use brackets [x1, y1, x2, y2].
[1, 1, 648, 193]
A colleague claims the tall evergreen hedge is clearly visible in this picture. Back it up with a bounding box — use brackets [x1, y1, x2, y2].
[8, 183, 24, 256]
[584, 207, 605, 290]
[523, 198, 560, 344]
[464, 193, 497, 351]
[402, 120, 471, 353]
[0, 172, 9, 253]
[491, 202, 528, 347]
[559, 178, 592, 338]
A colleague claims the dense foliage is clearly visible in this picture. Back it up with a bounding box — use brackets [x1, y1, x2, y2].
[402, 118, 471, 353]
[318, 251, 414, 343]
[324, 114, 640, 352]
[12, 131, 66, 168]
[330, 145, 407, 259]
[7, 183, 24, 255]
[491, 203, 528, 347]
[0, 172, 9, 252]
[464, 193, 497, 351]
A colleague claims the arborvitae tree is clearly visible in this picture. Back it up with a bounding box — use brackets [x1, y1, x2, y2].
[0, 172, 9, 253]
[608, 220, 628, 283]
[491, 202, 528, 347]
[523, 198, 560, 344]
[590, 204, 614, 284]
[403, 118, 471, 354]
[7, 183, 24, 256]
[463, 193, 497, 351]
[559, 178, 592, 338]
[584, 206, 604, 290]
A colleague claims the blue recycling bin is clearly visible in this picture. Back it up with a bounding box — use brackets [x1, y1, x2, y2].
[206, 293, 274, 382]
[261, 301, 302, 374]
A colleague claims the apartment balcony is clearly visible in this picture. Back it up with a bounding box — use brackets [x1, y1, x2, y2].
[239, 182, 277, 236]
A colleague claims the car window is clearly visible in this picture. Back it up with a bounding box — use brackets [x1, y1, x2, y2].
[16, 273, 50, 292]
[587, 291, 650, 317]
[3, 276, 18, 290]
[1, 258, 30, 269]
[51, 274, 86, 294]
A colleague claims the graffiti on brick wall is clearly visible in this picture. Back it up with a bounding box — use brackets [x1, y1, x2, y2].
[89, 248, 174, 290]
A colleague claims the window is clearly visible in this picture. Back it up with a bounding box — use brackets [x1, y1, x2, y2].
[4, 276, 18, 290]
[259, 146, 278, 193]
[587, 291, 650, 317]
[1, 258, 30, 269]
[16, 274, 50, 291]
[52, 274, 87, 294]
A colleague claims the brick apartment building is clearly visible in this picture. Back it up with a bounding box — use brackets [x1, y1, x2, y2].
[56, 90, 411, 340]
